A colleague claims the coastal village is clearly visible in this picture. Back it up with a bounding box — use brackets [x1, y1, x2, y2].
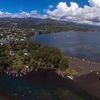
[0, 28, 34, 76]
[0, 28, 70, 77]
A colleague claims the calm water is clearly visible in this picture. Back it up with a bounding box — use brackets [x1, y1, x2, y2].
[32, 31, 100, 62]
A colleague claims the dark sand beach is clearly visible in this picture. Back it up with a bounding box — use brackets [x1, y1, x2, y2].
[67, 56, 100, 99]
[74, 72, 100, 100]
[68, 56, 100, 75]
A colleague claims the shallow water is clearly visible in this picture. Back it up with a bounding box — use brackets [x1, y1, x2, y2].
[0, 71, 86, 100]
[32, 31, 100, 62]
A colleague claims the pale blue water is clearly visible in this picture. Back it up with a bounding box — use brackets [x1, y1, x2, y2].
[32, 31, 100, 62]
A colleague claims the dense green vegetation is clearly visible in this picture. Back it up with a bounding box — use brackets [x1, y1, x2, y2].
[0, 17, 90, 74]
[0, 38, 69, 72]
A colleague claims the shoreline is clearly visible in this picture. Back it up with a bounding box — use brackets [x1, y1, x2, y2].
[2, 55, 100, 77]
[67, 56, 100, 75]
[1, 58, 100, 99]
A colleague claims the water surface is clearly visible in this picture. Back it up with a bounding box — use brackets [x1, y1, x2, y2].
[0, 71, 86, 100]
[33, 31, 100, 62]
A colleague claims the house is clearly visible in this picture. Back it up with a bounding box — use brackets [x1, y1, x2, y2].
[9, 50, 15, 56]
[0, 43, 3, 45]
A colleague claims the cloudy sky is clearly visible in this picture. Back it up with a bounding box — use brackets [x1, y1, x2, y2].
[0, 0, 100, 25]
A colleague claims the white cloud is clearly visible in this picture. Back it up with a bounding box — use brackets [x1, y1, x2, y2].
[0, 11, 12, 18]
[0, 10, 46, 19]
[49, 5, 54, 9]
[0, 0, 100, 26]
[89, 0, 100, 7]
[46, 0, 100, 26]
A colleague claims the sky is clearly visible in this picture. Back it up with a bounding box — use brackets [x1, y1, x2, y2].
[0, 0, 100, 25]
[0, 0, 89, 13]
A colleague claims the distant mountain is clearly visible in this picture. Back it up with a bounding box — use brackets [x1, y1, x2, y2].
[0, 17, 99, 31]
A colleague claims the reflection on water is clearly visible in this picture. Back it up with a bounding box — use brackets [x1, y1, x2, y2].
[32, 31, 100, 62]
